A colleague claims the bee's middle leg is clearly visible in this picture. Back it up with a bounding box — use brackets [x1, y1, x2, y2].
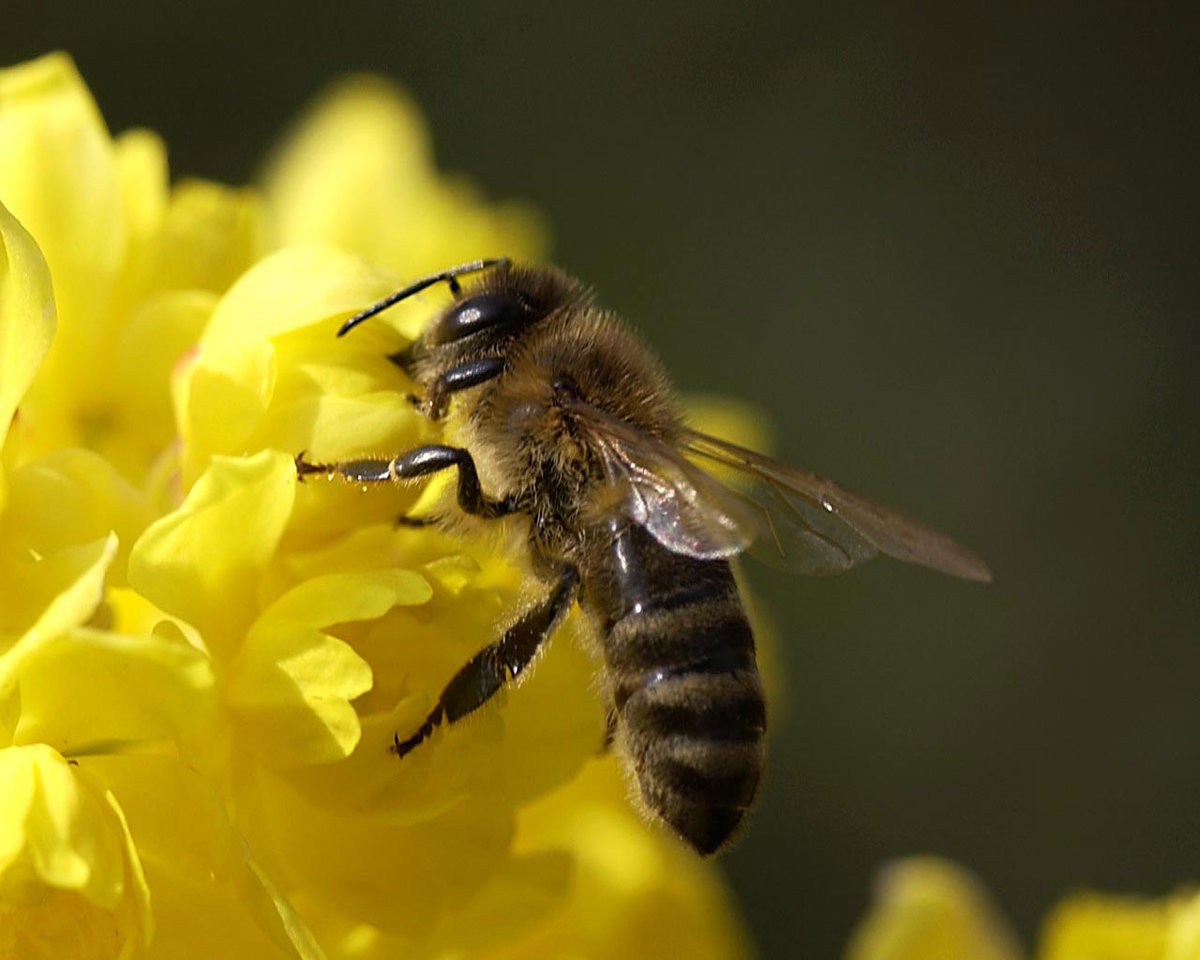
[392, 564, 581, 758]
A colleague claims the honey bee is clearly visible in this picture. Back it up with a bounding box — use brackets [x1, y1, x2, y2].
[297, 258, 990, 855]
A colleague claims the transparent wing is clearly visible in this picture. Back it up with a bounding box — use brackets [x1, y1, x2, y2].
[682, 429, 993, 582]
[565, 397, 990, 580]
[565, 398, 758, 560]
[595, 427, 758, 561]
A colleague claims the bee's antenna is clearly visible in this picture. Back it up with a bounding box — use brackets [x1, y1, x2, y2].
[337, 258, 510, 337]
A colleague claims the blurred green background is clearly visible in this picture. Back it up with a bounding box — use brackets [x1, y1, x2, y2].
[5, 3, 1197, 956]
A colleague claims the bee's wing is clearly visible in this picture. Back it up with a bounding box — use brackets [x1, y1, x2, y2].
[587, 415, 759, 562]
[567, 399, 990, 580]
[569, 399, 931, 576]
[681, 429, 993, 582]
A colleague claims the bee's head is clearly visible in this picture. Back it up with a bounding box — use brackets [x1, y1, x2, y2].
[427, 290, 533, 346]
[342, 260, 592, 392]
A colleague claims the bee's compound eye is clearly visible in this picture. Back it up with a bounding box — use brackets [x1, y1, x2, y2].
[430, 293, 528, 345]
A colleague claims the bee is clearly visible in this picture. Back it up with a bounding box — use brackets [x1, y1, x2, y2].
[296, 258, 991, 855]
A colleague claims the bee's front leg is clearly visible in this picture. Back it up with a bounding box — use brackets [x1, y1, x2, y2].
[411, 356, 506, 420]
[295, 445, 516, 520]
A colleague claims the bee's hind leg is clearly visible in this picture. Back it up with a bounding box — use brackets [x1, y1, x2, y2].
[392, 564, 581, 758]
[394, 514, 436, 528]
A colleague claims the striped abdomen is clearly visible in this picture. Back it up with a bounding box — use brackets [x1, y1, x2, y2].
[583, 522, 767, 855]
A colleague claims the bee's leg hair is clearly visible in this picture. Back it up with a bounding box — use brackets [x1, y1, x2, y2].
[386, 343, 417, 375]
[392, 564, 581, 758]
[598, 708, 618, 754]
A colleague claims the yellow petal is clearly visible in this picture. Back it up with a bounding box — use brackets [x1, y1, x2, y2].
[843, 858, 1023, 960]
[318, 851, 573, 959]
[0, 682, 18, 747]
[1166, 893, 1200, 960]
[0, 199, 55, 453]
[0, 448, 154, 588]
[113, 128, 168, 249]
[89, 752, 326, 959]
[0, 753, 153, 960]
[506, 756, 755, 960]
[87, 770, 154, 953]
[1038, 892, 1171, 960]
[123, 178, 264, 302]
[0, 534, 116, 678]
[128, 450, 294, 653]
[0, 884, 131, 960]
[229, 626, 373, 768]
[435, 852, 573, 954]
[228, 570, 429, 769]
[0, 52, 122, 379]
[491, 610, 607, 804]
[204, 245, 394, 349]
[10, 626, 213, 757]
[176, 245, 402, 483]
[110, 289, 216, 474]
[257, 567, 432, 628]
[0, 745, 125, 909]
[262, 75, 547, 274]
[234, 761, 515, 941]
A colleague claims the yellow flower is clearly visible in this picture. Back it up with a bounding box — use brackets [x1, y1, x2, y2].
[1040, 892, 1200, 960]
[1, 50, 755, 959]
[0, 744, 149, 960]
[1, 159, 306, 956]
[0, 52, 263, 484]
[261, 74, 547, 278]
[844, 857, 1200, 960]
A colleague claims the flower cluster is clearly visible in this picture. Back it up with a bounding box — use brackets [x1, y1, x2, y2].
[845, 858, 1200, 960]
[0, 53, 750, 959]
[4, 51, 1192, 960]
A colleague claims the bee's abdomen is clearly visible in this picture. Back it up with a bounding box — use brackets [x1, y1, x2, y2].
[615, 615, 766, 855]
[587, 524, 766, 855]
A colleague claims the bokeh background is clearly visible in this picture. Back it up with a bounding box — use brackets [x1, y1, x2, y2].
[5, 3, 1197, 956]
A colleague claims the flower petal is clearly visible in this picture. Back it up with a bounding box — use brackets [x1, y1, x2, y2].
[90, 752, 327, 959]
[508, 756, 756, 960]
[1038, 892, 1173, 960]
[128, 451, 294, 652]
[0, 534, 116, 675]
[11, 626, 213, 758]
[228, 570, 430, 769]
[0, 52, 122, 378]
[257, 568, 432, 629]
[176, 245, 406, 483]
[110, 289, 216, 476]
[0, 745, 126, 909]
[234, 761, 515, 941]
[124, 179, 264, 302]
[229, 626, 373, 769]
[0, 200, 55, 453]
[842, 858, 1023, 960]
[1166, 893, 1200, 960]
[262, 75, 547, 275]
[0, 448, 154, 588]
[0, 748, 153, 960]
[113, 128, 168, 249]
[491, 611, 607, 804]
